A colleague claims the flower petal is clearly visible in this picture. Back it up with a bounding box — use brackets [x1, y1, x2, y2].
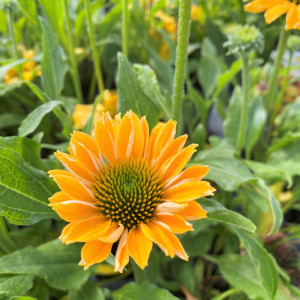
[264, 1, 291, 24]
[127, 225, 153, 269]
[285, 3, 299, 29]
[55, 151, 95, 183]
[177, 200, 207, 221]
[156, 202, 186, 214]
[164, 180, 215, 202]
[116, 112, 134, 158]
[62, 216, 111, 243]
[99, 223, 124, 243]
[156, 213, 193, 234]
[49, 191, 70, 205]
[115, 230, 129, 273]
[49, 172, 96, 203]
[79, 240, 113, 270]
[140, 222, 175, 257]
[51, 200, 98, 222]
[130, 112, 145, 158]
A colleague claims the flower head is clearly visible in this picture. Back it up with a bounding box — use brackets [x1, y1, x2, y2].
[224, 25, 264, 55]
[244, 0, 300, 30]
[49, 111, 215, 272]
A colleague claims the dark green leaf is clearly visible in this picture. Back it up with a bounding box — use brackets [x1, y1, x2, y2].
[0, 113, 23, 130]
[69, 281, 105, 300]
[18, 101, 63, 137]
[112, 282, 180, 300]
[0, 147, 56, 225]
[0, 275, 33, 299]
[0, 240, 92, 291]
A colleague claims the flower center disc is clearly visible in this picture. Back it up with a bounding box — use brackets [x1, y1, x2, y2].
[94, 158, 164, 229]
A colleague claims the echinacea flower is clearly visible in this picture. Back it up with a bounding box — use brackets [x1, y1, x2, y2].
[244, 0, 300, 30]
[49, 111, 215, 272]
[72, 90, 118, 130]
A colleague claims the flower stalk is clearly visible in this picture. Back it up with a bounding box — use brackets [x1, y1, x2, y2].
[131, 259, 148, 283]
[172, 0, 192, 124]
[236, 53, 250, 154]
[122, 0, 129, 57]
[265, 27, 290, 110]
[63, 0, 83, 103]
[84, 0, 105, 93]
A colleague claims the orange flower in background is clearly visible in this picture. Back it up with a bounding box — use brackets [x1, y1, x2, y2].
[244, 0, 300, 30]
[155, 11, 177, 40]
[191, 5, 202, 21]
[49, 111, 215, 272]
[72, 90, 118, 130]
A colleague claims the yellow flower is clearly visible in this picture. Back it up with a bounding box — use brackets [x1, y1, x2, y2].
[244, 0, 300, 30]
[49, 111, 215, 272]
[72, 90, 118, 130]
[159, 41, 171, 61]
[191, 5, 201, 21]
[155, 11, 177, 40]
[3, 49, 41, 84]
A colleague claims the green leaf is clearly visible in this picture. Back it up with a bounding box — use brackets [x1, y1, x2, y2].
[134, 64, 171, 118]
[199, 199, 256, 235]
[216, 254, 268, 299]
[18, 101, 63, 137]
[40, 17, 68, 100]
[112, 282, 180, 300]
[235, 229, 279, 299]
[0, 275, 34, 299]
[0, 113, 23, 130]
[223, 87, 242, 145]
[117, 53, 160, 128]
[213, 58, 241, 98]
[197, 55, 220, 98]
[248, 178, 283, 235]
[23, 81, 51, 103]
[244, 96, 267, 155]
[0, 136, 43, 170]
[193, 141, 253, 191]
[0, 147, 56, 225]
[0, 240, 92, 291]
[0, 82, 23, 97]
[69, 281, 105, 300]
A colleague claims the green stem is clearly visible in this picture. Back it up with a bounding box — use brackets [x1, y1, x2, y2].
[265, 28, 290, 110]
[122, 0, 129, 57]
[131, 259, 148, 283]
[84, 0, 105, 93]
[172, 0, 192, 123]
[6, 6, 21, 77]
[269, 50, 293, 138]
[236, 53, 250, 154]
[211, 289, 240, 300]
[63, 0, 83, 103]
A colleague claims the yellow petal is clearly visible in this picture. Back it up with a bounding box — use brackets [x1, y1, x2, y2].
[79, 240, 113, 270]
[156, 213, 193, 234]
[99, 223, 124, 243]
[177, 200, 207, 221]
[127, 225, 153, 269]
[115, 230, 129, 273]
[264, 1, 291, 24]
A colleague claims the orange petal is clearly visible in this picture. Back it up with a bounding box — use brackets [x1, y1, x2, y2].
[156, 213, 193, 234]
[115, 230, 129, 273]
[177, 200, 207, 221]
[116, 112, 134, 159]
[245, 0, 285, 13]
[54, 151, 95, 183]
[99, 223, 124, 243]
[62, 215, 111, 243]
[164, 180, 215, 202]
[156, 221, 188, 260]
[141, 117, 149, 158]
[95, 114, 117, 162]
[70, 135, 103, 174]
[152, 120, 176, 161]
[160, 144, 197, 183]
[49, 191, 70, 204]
[49, 173, 96, 203]
[140, 222, 175, 257]
[59, 223, 74, 243]
[155, 135, 187, 169]
[127, 225, 153, 269]
[146, 122, 165, 162]
[51, 200, 98, 222]
[79, 240, 113, 270]
[264, 1, 291, 24]
[130, 112, 145, 158]
[285, 3, 299, 29]
[156, 201, 186, 214]
[166, 165, 210, 188]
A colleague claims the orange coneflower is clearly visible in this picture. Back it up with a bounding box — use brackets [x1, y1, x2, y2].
[49, 111, 215, 272]
[244, 0, 300, 30]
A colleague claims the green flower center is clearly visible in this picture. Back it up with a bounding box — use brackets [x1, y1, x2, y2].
[94, 158, 164, 229]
